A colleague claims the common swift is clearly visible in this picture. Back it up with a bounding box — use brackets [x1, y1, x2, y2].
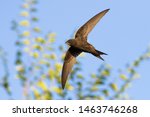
[61, 9, 109, 89]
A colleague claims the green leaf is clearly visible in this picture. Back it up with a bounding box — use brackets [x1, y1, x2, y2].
[32, 17, 39, 22]
[77, 74, 83, 79]
[102, 89, 109, 96]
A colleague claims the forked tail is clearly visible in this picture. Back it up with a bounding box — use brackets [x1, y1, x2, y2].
[95, 49, 107, 60]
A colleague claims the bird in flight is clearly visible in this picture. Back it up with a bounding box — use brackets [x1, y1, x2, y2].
[61, 9, 109, 89]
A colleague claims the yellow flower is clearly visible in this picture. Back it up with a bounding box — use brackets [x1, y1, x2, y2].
[97, 97, 104, 100]
[33, 27, 41, 32]
[91, 86, 99, 91]
[91, 73, 96, 78]
[52, 87, 62, 94]
[39, 60, 48, 65]
[42, 93, 52, 100]
[37, 81, 48, 91]
[48, 33, 56, 38]
[33, 44, 42, 50]
[22, 31, 30, 37]
[19, 20, 30, 27]
[50, 53, 57, 60]
[16, 65, 24, 72]
[23, 47, 30, 53]
[48, 38, 55, 43]
[55, 63, 62, 72]
[66, 85, 74, 90]
[48, 69, 55, 80]
[32, 88, 40, 99]
[145, 53, 150, 58]
[120, 74, 127, 80]
[22, 39, 30, 45]
[101, 70, 110, 76]
[22, 3, 29, 9]
[31, 52, 39, 58]
[20, 11, 29, 17]
[41, 74, 46, 79]
[43, 54, 51, 59]
[48, 33, 56, 43]
[35, 37, 45, 43]
[110, 83, 118, 91]
[35, 66, 40, 70]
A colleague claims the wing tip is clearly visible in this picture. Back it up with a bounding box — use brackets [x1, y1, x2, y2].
[61, 73, 67, 89]
[61, 83, 65, 90]
[61, 75, 66, 89]
[103, 8, 110, 13]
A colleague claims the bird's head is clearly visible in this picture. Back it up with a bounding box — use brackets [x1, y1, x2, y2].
[65, 39, 74, 46]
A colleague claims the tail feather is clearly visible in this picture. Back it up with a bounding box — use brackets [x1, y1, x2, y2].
[94, 49, 107, 60]
[96, 49, 107, 55]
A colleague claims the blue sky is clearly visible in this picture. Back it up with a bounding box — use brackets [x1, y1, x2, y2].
[0, 0, 150, 99]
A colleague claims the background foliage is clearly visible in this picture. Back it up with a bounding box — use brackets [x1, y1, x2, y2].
[0, 0, 150, 99]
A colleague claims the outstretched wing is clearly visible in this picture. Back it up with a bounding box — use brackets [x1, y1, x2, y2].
[61, 47, 82, 89]
[75, 9, 109, 40]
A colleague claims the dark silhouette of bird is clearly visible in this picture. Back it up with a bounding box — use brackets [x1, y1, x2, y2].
[61, 9, 109, 89]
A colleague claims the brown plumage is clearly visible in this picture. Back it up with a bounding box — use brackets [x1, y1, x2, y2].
[61, 9, 109, 89]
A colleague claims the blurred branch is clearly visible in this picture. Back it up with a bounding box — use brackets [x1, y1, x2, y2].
[112, 48, 150, 99]
[0, 46, 11, 95]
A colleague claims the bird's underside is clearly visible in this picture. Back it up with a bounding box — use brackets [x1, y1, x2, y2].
[61, 43, 106, 89]
[61, 9, 109, 89]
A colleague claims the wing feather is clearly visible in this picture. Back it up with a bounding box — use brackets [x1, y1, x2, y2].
[75, 9, 109, 40]
[61, 47, 81, 89]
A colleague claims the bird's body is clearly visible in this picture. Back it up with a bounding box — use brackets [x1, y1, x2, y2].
[66, 39, 106, 58]
[61, 9, 110, 89]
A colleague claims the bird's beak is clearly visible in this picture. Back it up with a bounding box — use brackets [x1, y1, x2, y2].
[65, 41, 69, 45]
